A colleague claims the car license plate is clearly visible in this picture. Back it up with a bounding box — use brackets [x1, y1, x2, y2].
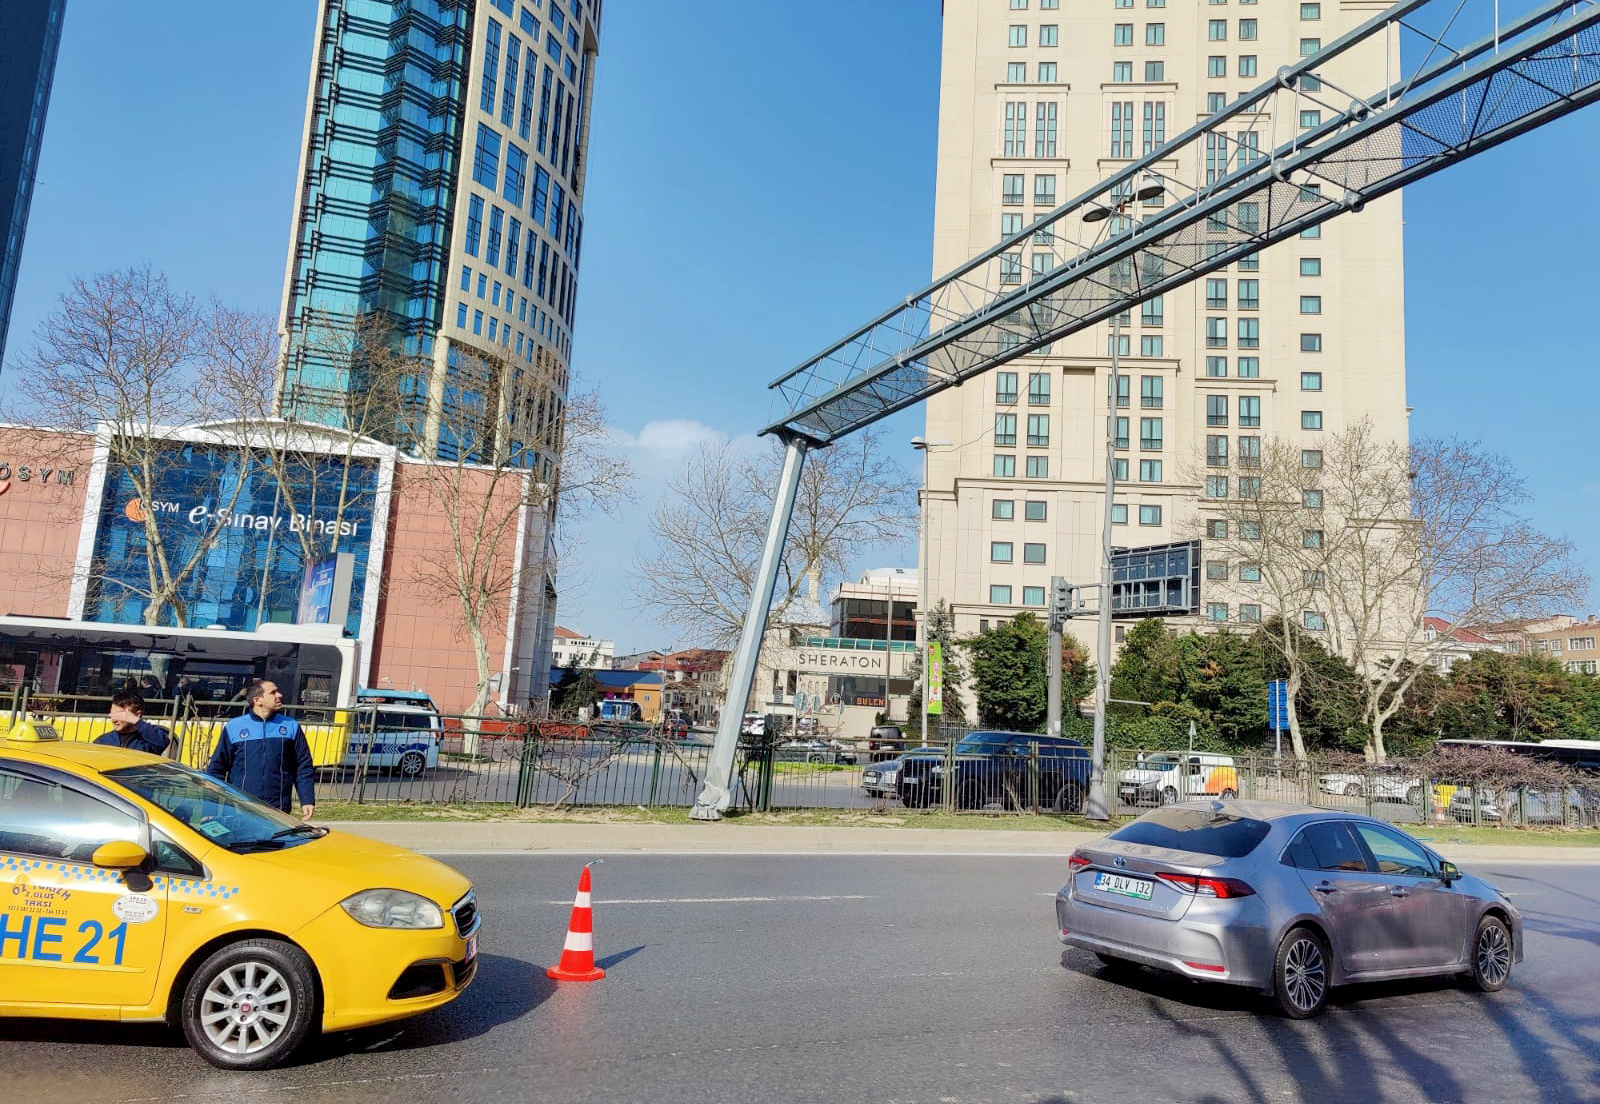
[465, 934, 478, 963]
[1095, 872, 1154, 901]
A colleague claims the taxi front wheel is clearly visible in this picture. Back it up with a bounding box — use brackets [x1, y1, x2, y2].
[180, 938, 320, 1070]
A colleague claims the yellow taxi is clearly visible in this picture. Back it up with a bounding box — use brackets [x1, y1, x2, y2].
[0, 720, 480, 1070]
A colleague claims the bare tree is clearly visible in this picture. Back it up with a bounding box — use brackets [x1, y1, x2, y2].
[11, 267, 279, 626]
[634, 428, 916, 647]
[404, 345, 632, 726]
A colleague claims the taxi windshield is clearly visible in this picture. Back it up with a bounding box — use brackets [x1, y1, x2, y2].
[102, 762, 321, 852]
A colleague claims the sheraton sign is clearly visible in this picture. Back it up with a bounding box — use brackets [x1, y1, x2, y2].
[793, 648, 888, 676]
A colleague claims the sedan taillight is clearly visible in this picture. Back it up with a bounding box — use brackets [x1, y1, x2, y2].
[1068, 851, 1092, 873]
[1155, 872, 1255, 898]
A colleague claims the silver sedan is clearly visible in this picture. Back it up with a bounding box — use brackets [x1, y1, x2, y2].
[1055, 801, 1522, 1017]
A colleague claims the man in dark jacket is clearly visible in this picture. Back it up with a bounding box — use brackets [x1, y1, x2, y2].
[94, 691, 171, 756]
[204, 679, 316, 819]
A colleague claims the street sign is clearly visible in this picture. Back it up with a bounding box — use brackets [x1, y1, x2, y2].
[1268, 679, 1289, 731]
[1109, 540, 1200, 618]
[927, 641, 944, 716]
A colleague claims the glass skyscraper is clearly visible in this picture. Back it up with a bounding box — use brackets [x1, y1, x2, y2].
[277, 0, 600, 475]
[0, 0, 67, 375]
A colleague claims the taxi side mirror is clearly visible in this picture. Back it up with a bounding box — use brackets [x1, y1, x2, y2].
[92, 840, 150, 870]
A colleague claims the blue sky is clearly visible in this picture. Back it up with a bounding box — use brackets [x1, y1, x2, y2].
[4, 0, 1598, 654]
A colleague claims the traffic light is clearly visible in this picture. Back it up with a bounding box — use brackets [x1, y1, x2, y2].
[1049, 576, 1074, 624]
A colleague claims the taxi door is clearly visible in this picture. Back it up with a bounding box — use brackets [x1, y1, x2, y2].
[0, 766, 168, 1010]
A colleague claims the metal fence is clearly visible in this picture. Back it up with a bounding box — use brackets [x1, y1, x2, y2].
[6, 692, 1595, 828]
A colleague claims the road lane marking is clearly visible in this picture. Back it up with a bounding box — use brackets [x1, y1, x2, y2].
[547, 894, 875, 905]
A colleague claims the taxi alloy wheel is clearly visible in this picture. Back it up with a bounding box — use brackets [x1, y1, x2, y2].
[181, 938, 319, 1070]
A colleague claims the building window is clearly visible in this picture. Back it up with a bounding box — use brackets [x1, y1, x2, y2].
[1139, 504, 1163, 526]
[1238, 395, 1260, 428]
[1140, 335, 1163, 357]
[1025, 414, 1050, 448]
[1206, 434, 1229, 466]
[1114, 416, 1129, 450]
[994, 454, 1016, 477]
[1206, 318, 1228, 348]
[1028, 372, 1051, 405]
[1139, 417, 1163, 450]
[1023, 586, 1046, 607]
[1238, 435, 1261, 469]
[1205, 356, 1227, 378]
[1034, 174, 1056, 205]
[1298, 449, 1322, 471]
[456, 302, 468, 327]
[1239, 18, 1257, 39]
[1303, 529, 1324, 549]
[1004, 101, 1027, 156]
[993, 499, 1015, 520]
[1302, 410, 1324, 430]
[1145, 60, 1165, 81]
[1208, 19, 1227, 40]
[1300, 109, 1322, 130]
[1238, 251, 1260, 271]
[1025, 456, 1050, 478]
[1140, 296, 1164, 328]
[1039, 61, 1057, 81]
[995, 413, 1017, 446]
[1302, 37, 1322, 56]
[1300, 295, 1322, 315]
[1206, 395, 1229, 426]
[1010, 0, 1026, 7]
[1238, 475, 1261, 499]
[990, 585, 1014, 605]
[1301, 333, 1323, 352]
[474, 124, 502, 188]
[1237, 279, 1259, 310]
[1237, 563, 1262, 583]
[1302, 223, 1322, 239]
[1206, 278, 1228, 309]
[1113, 61, 1134, 82]
[1110, 101, 1134, 158]
[1301, 371, 1322, 391]
[1108, 332, 1132, 357]
[1207, 603, 1229, 623]
[1303, 489, 1324, 509]
[1205, 475, 1228, 498]
[1140, 459, 1163, 482]
[1114, 23, 1133, 46]
[1239, 604, 1261, 624]
[1007, 61, 1027, 83]
[1034, 100, 1058, 157]
[1023, 543, 1047, 564]
[1000, 253, 1022, 284]
[991, 541, 1014, 563]
[1208, 56, 1226, 78]
[996, 371, 1018, 404]
[1002, 213, 1024, 238]
[1304, 611, 1327, 631]
[1239, 55, 1258, 77]
[1146, 23, 1165, 45]
[1237, 356, 1259, 378]
[1207, 91, 1226, 112]
[1113, 457, 1129, 480]
[1207, 519, 1229, 539]
[1040, 25, 1058, 46]
[1009, 25, 1027, 47]
[1302, 3, 1321, 17]
[1237, 318, 1260, 349]
[1142, 101, 1166, 153]
[1301, 257, 1322, 276]
[1003, 174, 1025, 205]
[1112, 504, 1129, 524]
[1025, 500, 1048, 521]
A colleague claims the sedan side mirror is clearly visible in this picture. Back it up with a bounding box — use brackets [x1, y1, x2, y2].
[1436, 860, 1461, 885]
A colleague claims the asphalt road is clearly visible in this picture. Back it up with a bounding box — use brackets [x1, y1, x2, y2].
[4, 856, 1596, 1104]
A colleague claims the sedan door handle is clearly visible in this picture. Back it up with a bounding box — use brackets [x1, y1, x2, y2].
[1313, 882, 1337, 894]
[1389, 887, 1410, 898]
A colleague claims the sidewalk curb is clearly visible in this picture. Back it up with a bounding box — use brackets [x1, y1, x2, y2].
[321, 820, 1600, 863]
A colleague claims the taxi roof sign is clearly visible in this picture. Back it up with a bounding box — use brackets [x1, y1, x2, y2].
[6, 719, 63, 742]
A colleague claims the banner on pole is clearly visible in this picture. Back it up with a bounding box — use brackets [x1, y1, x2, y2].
[927, 641, 944, 715]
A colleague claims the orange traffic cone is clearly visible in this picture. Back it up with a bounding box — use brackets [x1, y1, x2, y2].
[547, 862, 605, 982]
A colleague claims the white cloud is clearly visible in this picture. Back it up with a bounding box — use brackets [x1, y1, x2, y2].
[610, 418, 724, 456]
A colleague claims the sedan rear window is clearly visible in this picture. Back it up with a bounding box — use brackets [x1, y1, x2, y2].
[1110, 806, 1272, 858]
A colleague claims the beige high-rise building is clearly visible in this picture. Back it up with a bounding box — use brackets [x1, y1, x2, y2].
[925, 0, 1407, 665]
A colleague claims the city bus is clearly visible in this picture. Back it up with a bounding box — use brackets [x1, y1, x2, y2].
[0, 615, 364, 767]
[1436, 738, 1600, 772]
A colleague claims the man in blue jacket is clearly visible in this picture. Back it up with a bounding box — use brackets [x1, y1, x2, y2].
[94, 691, 171, 756]
[205, 679, 316, 819]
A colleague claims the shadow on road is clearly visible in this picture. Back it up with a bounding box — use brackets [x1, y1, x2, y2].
[313, 952, 554, 1062]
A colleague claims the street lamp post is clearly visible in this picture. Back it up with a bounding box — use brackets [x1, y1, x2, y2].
[912, 437, 951, 743]
[1081, 173, 1166, 822]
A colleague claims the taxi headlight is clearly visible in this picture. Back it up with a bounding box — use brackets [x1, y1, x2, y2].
[340, 888, 444, 929]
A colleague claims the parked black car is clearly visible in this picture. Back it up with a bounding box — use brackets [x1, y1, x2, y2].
[897, 731, 1091, 812]
[868, 725, 904, 761]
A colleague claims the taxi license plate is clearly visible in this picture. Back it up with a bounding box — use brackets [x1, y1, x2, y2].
[465, 934, 478, 963]
[1095, 871, 1153, 901]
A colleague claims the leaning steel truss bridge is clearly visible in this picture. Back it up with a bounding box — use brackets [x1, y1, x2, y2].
[693, 0, 1600, 818]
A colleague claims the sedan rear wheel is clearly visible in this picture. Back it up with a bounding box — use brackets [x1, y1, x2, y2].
[1469, 915, 1513, 992]
[1343, 783, 1363, 798]
[1160, 786, 1178, 806]
[1406, 785, 1423, 807]
[1272, 927, 1330, 1019]
[397, 751, 427, 777]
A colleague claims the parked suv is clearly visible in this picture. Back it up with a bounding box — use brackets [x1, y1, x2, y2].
[867, 725, 904, 762]
[897, 731, 1091, 812]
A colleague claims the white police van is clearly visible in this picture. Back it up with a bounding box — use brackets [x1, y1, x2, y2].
[340, 700, 443, 777]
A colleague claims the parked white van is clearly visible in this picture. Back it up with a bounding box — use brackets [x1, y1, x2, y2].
[1117, 752, 1239, 806]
